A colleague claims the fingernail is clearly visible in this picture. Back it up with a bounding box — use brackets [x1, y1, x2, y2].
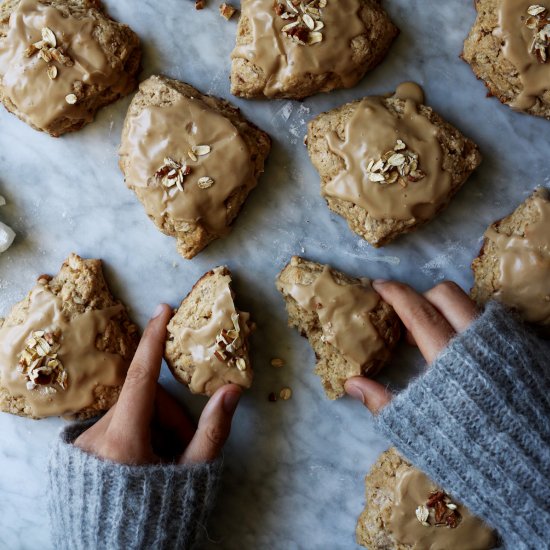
[345, 381, 365, 404]
[152, 304, 165, 318]
[223, 391, 241, 415]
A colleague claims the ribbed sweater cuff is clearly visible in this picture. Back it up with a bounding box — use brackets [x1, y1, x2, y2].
[48, 420, 222, 550]
[376, 302, 550, 549]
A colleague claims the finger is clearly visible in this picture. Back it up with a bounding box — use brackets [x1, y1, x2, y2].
[345, 377, 392, 413]
[180, 384, 242, 464]
[373, 281, 455, 364]
[154, 385, 196, 445]
[423, 281, 478, 333]
[111, 304, 173, 436]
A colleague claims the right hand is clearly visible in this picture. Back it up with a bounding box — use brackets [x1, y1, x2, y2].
[345, 280, 478, 413]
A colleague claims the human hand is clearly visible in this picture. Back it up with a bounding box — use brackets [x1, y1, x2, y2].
[345, 281, 478, 413]
[75, 304, 242, 465]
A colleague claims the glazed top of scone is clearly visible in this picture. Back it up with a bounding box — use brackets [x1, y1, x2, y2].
[279, 265, 384, 367]
[0, 0, 125, 131]
[486, 194, 550, 325]
[119, 94, 253, 235]
[389, 468, 497, 550]
[495, 2, 550, 110]
[323, 82, 452, 222]
[232, 0, 365, 97]
[173, 285, 253, 395]
[0, 279, 128, 417]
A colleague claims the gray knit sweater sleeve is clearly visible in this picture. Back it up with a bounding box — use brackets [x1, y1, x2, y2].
[376, 302, 550, 549]
[48, 421, 222, 550]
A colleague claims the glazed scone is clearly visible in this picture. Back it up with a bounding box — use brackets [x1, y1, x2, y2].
[307, 82, 482, 247]
[0, 0, 141, 136]
[0, 253, 139, 419]
[230, 0, 398, 100]
[356, 447, 498, 550]
[119, 75, 271, 259]
[471, 187, 550, 328]
[276, 256, 400, 399]
[463, 0, 550, 119]
[165, 267, 254, 396]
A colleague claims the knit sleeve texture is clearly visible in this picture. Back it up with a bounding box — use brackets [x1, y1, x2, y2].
[48, 420, 222, 550]
[376, 302, 550, 549]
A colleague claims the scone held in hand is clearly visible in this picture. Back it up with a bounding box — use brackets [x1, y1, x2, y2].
[276, 256, 400, 399]
[165, 267, 254, 396]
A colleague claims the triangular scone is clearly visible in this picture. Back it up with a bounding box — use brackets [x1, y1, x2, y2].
[307, 83, 481, 247]
[356, 448, 497, 549]
[119, 75, 271, 259]
[276, 256, 400, 399]
[0, 254, 139, 419]
[471, 187, 550, 328]
[165, 267, 254, 396]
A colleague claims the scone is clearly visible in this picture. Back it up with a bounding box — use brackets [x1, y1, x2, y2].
[306, 82, 482, 247]
[119, 75, 271, 259]
[463, 0, 550, 119]
[165, 266, 254, 396]
[356, 447, 498, 550]
[471, 187, 550, 328]
[276, 256, 400, 399]
[0, 253, 139, 419]
[0, 0, 141, 136]
[230, 0, 398, 100]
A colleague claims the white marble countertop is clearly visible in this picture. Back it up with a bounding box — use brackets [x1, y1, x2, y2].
[0, 0, 548, 548]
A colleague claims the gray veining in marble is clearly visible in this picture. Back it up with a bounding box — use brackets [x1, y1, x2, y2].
[0, 0, 548, 548]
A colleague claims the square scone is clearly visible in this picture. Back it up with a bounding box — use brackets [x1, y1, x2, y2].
[276, 256, 400, 400]
[471, 187, 550, 328]
[0, 0, 141, 136]
[119, 75, 271, 259]
[356, 447, 497, 550]
[463, 0, 550, 119]
[165, 267, 254, 397]
[230, 0, 398, 100]
[306, 83, 482, 247]
[0, 253, 139, 419]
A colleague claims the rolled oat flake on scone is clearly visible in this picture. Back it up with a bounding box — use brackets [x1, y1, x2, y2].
[471, 187, 550, 328]
[0, 254, 139, 419]
[356, 447, 498, 549]
[230, 0, 398, 99]
[165, 267, 254, 396]
[306, 82, 481, 247]
[0, 0, 141, 136]
[463, 0, 550, 118]
[276, 256, 400, 399]
[119, 75, 270, 259]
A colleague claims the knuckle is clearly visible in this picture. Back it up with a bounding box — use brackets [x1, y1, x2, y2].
[435, 280, 461, 295]
[409, 301, 440, 326]
[203, 424, 228, 450]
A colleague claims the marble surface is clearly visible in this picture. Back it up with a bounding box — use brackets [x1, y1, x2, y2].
[0, 0, 548, 548]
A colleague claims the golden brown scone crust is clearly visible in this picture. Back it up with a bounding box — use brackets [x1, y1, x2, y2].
[276, 256, 400, 399]
[471, 187, 550, 306]
[0, 0, 141, 136]
[462, 0, 550, 119]
[231, 0, 399, 99]
[0, 253, 139, 419]
[307, 97, 482, 247]
[164, 266, 253, 394]
[119, 75, 271, 259]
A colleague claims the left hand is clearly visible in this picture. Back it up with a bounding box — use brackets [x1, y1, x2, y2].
[75, 304, 242, 465]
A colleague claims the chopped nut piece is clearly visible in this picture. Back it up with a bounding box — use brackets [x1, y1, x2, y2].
[279, 387, 292, 400]
[197, 176, 214, 189]
[415, 505, 429, 524]
[526, 6, 550, 63]
[47, 65, 58, 80]
[65, 94, 78, 105]
[270, 357, 285, 368]
[155, 157, 190, 191]
[41, 27, 57, 48]
[275, 0, 327, 46]
[417, 489, 462, 529]
[236, 357, 247, 371]
[366, 140, 425, 186]
[192, 144, 211, 156]
[219, 2, 237, 20]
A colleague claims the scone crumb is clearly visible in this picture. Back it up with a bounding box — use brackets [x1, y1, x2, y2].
[219, 3, 237, 20]
[18, 330, 68, 392]
[270, 357, 285, 368]
[279, 387, 292, 400]
[195, 0, 205, 10]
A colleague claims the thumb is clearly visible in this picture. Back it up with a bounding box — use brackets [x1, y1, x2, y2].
[344, 377, 393, 414]
[180, 384, 242, 464]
